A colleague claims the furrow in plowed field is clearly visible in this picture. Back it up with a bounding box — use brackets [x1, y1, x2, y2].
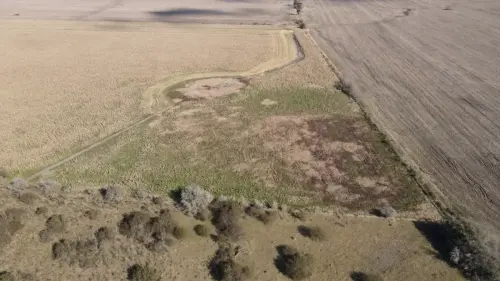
[305, 0, 500, 243]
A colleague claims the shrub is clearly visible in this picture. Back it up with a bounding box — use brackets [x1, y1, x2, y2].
[289, 209, 307, 221]
[245, 206, 278, 225]
[0, 168, 8, 178]
[100, 185, 123, 203]
[9, 178, 27, 193]
[414, 217, 497, 280]
[94, 226, 115, 243]
[209, 243, 251, 281]
[151, 196, 164, 205]
[298, 226, 326, 241]
[0, 271, 15, 281]
[180, 184, 214, 217]
[294, 0, 303, 15]
[371, 205, 397, 218]
[46, 215, 66, 233]
[350, 272, 384, 281]
[275, 245, 314, 280]
[35, 206, 48, 216]
[127, 264, 161, 281]
[194, 224, 210, 237]
[19, 192, 38, 205]
[211, 201, 244, 241]
[172, 226, 187, 240]
[295, 20, 306, 29]
[443, 219, 496, 280]
[195, 208, 212, 221]
[334, 79, 352, 95]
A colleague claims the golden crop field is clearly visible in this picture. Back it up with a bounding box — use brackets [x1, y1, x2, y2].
[0, 20, 288, 172]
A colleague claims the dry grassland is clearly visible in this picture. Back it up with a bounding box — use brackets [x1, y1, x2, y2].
[0, 20, 281, 173]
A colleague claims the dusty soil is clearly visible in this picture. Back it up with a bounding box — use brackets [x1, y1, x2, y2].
[304, 0, 500, 255]
[0, 20, 292, 173]
[0, 178, 464, 281]
[176, 78, 247, 100]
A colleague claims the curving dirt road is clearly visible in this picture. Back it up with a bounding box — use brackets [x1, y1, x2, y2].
[141, 29, 299, 113]
[30, 29, 299, 180]
[304, 0, 500, 241]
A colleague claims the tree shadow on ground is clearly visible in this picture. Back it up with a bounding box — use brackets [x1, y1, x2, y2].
[149, 8, 227, 17]
[413, 220, 452, 262]
[149, 8, 267, 19]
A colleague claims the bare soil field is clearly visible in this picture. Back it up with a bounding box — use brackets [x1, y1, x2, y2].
[0, 0, 291, 24]
[0, 20, 293, 173]
[0, 178, 464, 281]
[303, 0, 500, 256]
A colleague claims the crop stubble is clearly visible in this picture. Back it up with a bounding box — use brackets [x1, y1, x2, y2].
[0, 20, 280, 172]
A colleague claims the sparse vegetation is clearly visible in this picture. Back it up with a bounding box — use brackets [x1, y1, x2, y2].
[127, 263, 161, 281]
[403, 8, 412, 16]
[84, 209, 100, 220]
[35, 206, 48, 216]
[298, 226, 326, 241]
[275, 245, 314, 280]
[245, 205, 279, 225]
[194, 224, 210, 237]
[209, 243, 251, 281]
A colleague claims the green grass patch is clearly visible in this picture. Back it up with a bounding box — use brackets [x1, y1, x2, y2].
[53, 85, 423, 211]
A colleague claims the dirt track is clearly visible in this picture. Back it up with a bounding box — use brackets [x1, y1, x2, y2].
[304, 0, 500, 241]
[141, 29, 299, 114]
[28, 29, 298, 180]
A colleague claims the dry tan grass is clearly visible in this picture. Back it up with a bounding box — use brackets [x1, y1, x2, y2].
[251, 31, 339, 89]
[0, 20, 281, 172]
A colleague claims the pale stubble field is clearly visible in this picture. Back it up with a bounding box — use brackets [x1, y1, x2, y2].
[0, 20, 279, 173]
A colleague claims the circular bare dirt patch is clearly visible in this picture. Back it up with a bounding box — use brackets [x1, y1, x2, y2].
[177, 78, 246, 100]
